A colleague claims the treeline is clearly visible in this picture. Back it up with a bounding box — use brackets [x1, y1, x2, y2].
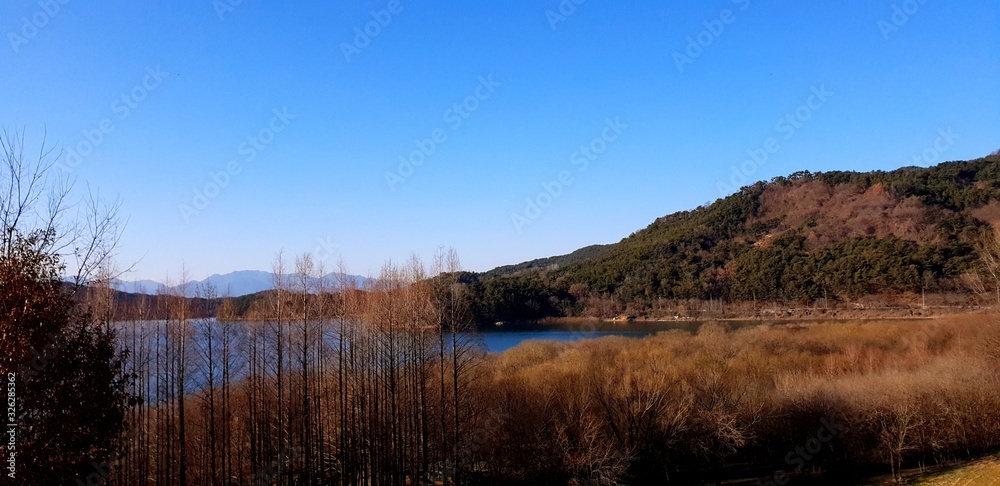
[79, 283, 218, 320]
[101, 250, 488, 485]
[422, 232, 980, 325]
[808, 157, 1000, 211]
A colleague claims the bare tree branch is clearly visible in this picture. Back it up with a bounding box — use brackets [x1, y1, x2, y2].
[0, 127, 127, 285]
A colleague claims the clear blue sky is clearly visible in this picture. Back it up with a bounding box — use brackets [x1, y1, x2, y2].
[2, 1, 998, 281]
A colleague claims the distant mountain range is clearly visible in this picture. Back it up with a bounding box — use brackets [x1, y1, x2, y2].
[112, 270, 370, 297]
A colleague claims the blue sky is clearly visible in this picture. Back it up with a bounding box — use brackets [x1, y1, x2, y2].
[2, 1, 998, 281]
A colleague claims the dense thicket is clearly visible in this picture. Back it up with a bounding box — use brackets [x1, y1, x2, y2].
[470, 317, 1000, 484]
[0, 232, 132, 484]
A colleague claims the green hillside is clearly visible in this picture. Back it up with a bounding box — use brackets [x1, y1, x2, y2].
[483, 244, 611, 278]
[453, 153, 1000, 323]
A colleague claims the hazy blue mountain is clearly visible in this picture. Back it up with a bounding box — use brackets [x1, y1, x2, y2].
[109, 279, 165, 294]
[194, 270, 275, 297]
[112, 270, 370, 297]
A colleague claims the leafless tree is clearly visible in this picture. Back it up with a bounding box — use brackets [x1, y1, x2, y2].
[0, 127, 126, 284]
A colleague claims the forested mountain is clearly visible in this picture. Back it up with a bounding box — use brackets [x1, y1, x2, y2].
[449, 153, 1000, 322]
[483, 244, 611, 278]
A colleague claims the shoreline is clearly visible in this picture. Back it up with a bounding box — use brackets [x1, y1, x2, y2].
[538, 306, 987, 326]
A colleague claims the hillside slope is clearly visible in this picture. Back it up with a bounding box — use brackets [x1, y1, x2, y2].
[483, 244, 610, 278]
[457, 154, 1000, 322]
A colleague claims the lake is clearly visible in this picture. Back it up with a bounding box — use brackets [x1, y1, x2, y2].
[475, 319, 751, 352]
[113, 319, 759, 402]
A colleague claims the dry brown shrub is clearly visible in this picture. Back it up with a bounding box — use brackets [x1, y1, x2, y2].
[480, 315, 1000, 482]
[497, 339, 568, 374]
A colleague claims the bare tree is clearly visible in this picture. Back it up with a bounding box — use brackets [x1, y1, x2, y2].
[294, 252, 316, 482]
[429, 247, 484, 483]
[193, 284, 221, 485]
[964, 228, 1000, 307]
[167, 268, 193, 485]
[0, 127, 125, 285]
[271, 252, 288, 484]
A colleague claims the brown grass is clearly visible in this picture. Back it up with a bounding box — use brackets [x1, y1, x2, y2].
[474, 315, 1000, 484]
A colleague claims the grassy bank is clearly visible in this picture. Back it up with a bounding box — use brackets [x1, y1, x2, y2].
[471, 315, 1000, 484]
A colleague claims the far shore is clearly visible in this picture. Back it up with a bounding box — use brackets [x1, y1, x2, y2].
[537, 305, 988, 326]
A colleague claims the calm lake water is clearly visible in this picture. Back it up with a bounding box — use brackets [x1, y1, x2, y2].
[115, 319, 760, 357]
[114, 319, 759, 401]
[475, 320, 752, 353]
